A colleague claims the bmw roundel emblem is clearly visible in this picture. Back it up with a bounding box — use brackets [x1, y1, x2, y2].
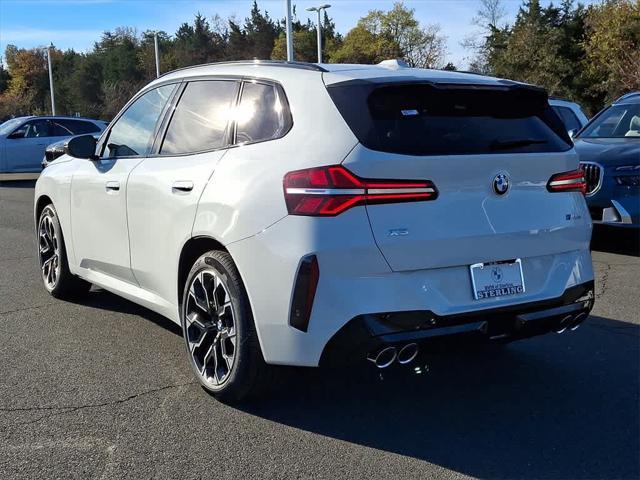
[493, 173, 510, 196]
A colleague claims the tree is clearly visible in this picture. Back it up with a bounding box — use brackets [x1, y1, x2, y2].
[463, 0, 507, 72]
[329, 25, 401, 64]
[485, 1, 580, 98]
[330, 2, 446, 68]
[243, 1, 281, 59]
[583, 0, 640, 104]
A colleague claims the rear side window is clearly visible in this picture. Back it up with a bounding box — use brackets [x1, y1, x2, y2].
[235, 82, 291, 144]
[161, 80, 238, 155]
[552, 106, 582, 132]
[327, 82, 571, 156]
[54, 119, 101, 135]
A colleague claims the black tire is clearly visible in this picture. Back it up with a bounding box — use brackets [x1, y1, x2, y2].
[37, 204, 92, 299]
[181, 250, 270, 403]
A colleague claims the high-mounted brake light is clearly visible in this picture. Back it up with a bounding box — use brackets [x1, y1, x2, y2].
[547, 169, 587, 195]
[283, 165, 438, 216]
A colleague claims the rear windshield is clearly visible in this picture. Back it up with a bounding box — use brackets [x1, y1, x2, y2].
[327, 82, 572, 156]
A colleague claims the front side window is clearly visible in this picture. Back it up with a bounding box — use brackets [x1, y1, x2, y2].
[11, 119, 51, 139]
[103, 83, 177, 158]
[579, 103, 640, 139]
[161, 80, 238, 155]
[236, 82, 291, 144]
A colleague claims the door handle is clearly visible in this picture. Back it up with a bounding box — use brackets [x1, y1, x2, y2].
[105, 181, 120, 192]
[172, 180, 194, 193]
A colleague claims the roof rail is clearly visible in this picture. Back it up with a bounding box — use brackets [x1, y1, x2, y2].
[615, 91, 640, 103]
[159, 60, 328, 78]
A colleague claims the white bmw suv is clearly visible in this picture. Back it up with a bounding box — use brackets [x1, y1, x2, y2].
[35, 60, 595, 401]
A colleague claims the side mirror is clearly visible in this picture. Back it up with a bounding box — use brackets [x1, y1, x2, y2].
[65, 134, 97, 159]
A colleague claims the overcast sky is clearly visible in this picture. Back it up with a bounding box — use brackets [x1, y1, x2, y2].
[0, 0, 600, 68]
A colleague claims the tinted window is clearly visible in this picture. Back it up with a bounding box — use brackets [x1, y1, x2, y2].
[328, 82, 571, 155]
[161, 80, 237, 155]
[51, 122, 73, 136]
[54, 119, 101, 135]
[552, 106, 582, 132]
[579, 103, 640, 139]
[22, 120, 51, 138]
[236, 82, 291, 144]
[104, 84, 177, 158]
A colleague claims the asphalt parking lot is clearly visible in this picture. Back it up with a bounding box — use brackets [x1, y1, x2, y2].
[1, 180, 638, 480]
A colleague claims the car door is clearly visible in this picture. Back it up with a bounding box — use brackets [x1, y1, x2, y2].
[70, 83, 178, 285]
[126, 79, 239, 307]
[4, 119, 53, 172]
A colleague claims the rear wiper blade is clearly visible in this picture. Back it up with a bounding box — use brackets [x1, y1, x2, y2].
[489, 139, 548, 150]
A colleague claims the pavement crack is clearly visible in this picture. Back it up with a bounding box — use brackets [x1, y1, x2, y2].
[2, 381, 197, 427]
[595, 263, 610, 299]
[0, 302, 58, 316]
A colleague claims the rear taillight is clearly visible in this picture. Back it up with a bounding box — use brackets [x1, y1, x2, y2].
[547, 169, 587, 195]
[283, 165, 438, 216]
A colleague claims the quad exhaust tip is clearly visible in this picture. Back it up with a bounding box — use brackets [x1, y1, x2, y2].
[397, 343, 419, 365]
[570, 312, 588, 331]
[368, 346, 397, 368]
[555, 315, 574, 334]
[367, 343, 420, 368]
[556, 312, 589, 334]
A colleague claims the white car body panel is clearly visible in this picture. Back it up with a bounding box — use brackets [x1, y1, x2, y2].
[127, 151, 228, 318]
[34, 62, 595, 367]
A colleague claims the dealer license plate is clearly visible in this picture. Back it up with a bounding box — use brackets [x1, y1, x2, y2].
[470, 259, 525, 300]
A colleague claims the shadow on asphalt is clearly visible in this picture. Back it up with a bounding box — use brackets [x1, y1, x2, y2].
[591, 225, 639, 256]
[0, 180, 37, 189]
[238, 316, 639, 479]
[68, 288, 183, 336]
[54, 287, 640, 478]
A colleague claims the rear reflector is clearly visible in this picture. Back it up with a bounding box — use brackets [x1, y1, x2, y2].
[547, 169, 587, 194]
[289, 255, 319, 332]
[284, 165, 437, 216]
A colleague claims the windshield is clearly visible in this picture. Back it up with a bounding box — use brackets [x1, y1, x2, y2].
[327, 82, 571, 156]
[579, 103, 640, 139]
[0, 118, 25, 136]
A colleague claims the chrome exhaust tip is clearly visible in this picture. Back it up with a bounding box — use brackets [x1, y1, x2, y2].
[555, 315, 574, 334]
[397, 343, 419, 365]
[367, 346, 397, 369]
[570, 312, 588, 331]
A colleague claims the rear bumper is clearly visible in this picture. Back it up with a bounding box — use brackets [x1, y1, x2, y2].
[320, 281, 595, 367]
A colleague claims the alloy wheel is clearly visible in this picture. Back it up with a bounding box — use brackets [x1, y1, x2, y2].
[184, 269, 237, 387]
[38, 210, 60, 291]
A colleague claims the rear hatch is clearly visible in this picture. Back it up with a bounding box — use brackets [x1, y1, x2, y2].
[327, 79, 591, 272]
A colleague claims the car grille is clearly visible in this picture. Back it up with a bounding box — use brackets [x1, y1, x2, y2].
[579, 162, 602, 195]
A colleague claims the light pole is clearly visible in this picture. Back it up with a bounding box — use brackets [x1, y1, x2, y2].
[153, 32, 160, 78]
[306, 4, 331, 63]
[285, 0, 294, 61]
[46, 43, 56, 115]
